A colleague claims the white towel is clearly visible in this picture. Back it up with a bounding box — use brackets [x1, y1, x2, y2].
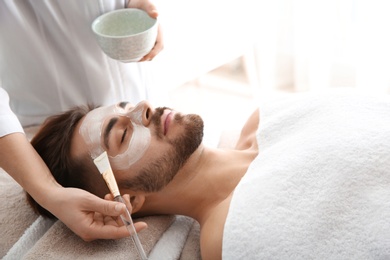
[149, 215, 194, 260]
[223, 94, 390, 259]
[3, 216, 55, 260]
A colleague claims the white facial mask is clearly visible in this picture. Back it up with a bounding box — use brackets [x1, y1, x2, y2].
[79, 103, 151, 170]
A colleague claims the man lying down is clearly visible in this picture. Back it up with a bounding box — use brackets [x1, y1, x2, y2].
[27, 94, 390, 260]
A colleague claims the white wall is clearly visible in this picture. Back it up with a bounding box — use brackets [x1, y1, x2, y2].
[150, 0, 258, 91]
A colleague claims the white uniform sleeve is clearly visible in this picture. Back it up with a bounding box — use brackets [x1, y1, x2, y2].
[0, 87, 24, 137]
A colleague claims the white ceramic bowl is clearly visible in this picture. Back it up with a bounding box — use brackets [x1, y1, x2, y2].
[92, 8, 158, 62]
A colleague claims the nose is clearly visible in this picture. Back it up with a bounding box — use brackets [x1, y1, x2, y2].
[126, 100, 154, 126]
[139, 100, 153, 126]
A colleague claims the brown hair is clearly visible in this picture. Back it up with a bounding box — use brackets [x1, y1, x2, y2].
[27, 105, 108, 218]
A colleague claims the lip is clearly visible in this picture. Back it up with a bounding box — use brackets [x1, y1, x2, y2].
[163, 110, 174, 135]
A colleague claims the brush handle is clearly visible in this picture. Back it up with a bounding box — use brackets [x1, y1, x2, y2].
[115, 196, 148, 260]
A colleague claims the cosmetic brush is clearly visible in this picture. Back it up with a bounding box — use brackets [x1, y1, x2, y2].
[94, 151, 147, 260]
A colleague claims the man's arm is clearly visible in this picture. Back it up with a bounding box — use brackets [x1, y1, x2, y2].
[0, 132, 146, 240]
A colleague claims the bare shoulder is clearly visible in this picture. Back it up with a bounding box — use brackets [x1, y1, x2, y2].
[200, 194, 232, 260]
[235, 108, 259, 150]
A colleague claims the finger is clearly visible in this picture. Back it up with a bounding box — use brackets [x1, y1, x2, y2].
[147, 9, 158, 19]
[103, 214, 121, 226]
[134, 221, 148, 233]
[121, 194, 133, 211]
[140, 26, 163, 61]
[85, 224, 131, 241]
[104, 193, 114, 201]
[87, 220, 148, 241]
[140, 46, 158, 61]
[86, 195, 126, 217]
[128, 0, 158, 18]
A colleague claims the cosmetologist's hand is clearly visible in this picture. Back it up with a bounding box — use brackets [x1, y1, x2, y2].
[49, 187, 147, 241]
[103, 193, 144, 226]
[127, 0, 163, 61]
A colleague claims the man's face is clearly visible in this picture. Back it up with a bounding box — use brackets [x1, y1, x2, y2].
[72, 101, 204, 193]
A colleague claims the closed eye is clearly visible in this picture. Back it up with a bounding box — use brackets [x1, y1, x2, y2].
[121, 128, 127, 144]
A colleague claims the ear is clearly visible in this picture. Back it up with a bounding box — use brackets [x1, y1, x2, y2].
[130, 194, 145, 214]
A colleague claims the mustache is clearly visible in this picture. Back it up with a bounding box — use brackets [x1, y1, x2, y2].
[151, 107, 170, 124]
[150, 107, 172, 137]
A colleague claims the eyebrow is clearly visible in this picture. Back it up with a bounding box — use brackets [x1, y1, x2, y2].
[118, 102, 129, 109]
[103, 117, 119, 149]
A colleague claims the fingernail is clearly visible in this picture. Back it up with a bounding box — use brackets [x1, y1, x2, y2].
[115, 204, 124, 212]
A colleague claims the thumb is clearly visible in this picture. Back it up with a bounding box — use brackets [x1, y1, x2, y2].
[148, 9, 158, 19]
[87, 195, 126, 216]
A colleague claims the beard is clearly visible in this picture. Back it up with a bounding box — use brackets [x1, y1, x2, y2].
[121, 107, 204, 193]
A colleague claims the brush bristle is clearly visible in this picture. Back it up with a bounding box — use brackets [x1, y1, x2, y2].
[93, 151, 110, 174]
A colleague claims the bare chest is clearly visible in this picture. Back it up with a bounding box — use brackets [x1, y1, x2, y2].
[199, 194, 233, 260]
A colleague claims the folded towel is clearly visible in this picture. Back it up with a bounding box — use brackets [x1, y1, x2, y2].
[0, 169, 40, 258]
[223, 93, 390, 259]
[0, 125, 46, 257]
[179, 221, 201, 260]
[4, 216, 55, 259]
[149, 215, 194, 260]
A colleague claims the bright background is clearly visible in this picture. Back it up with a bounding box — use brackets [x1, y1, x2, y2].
[149, 0, 390, 145]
